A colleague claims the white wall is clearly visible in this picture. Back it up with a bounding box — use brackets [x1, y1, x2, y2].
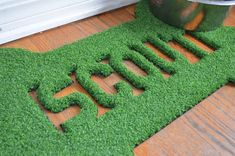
[0, 0, 137, 44]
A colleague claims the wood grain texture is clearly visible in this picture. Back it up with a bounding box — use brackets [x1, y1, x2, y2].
[1, 5, 235, 156]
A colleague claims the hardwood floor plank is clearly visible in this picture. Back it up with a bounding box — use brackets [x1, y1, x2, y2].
[135, 84, 235, 156]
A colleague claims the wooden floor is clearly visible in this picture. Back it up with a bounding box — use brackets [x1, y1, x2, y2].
[1, 5, 235, 156]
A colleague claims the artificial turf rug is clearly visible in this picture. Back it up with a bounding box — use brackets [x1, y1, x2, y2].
[0, 0, 235, 155]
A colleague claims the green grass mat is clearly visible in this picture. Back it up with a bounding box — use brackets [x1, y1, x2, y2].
[0, 0, 235, 155]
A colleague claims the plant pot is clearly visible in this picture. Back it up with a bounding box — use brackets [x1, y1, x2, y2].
[149, 0, 235, 31]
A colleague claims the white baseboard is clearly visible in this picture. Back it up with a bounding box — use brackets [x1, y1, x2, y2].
[0, 0, 137, 44]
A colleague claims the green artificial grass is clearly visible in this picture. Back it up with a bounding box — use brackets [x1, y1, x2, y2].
[0, 0, 235, 155]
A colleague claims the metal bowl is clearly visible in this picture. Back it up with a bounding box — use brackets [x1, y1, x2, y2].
[149, 0, 235, 31]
